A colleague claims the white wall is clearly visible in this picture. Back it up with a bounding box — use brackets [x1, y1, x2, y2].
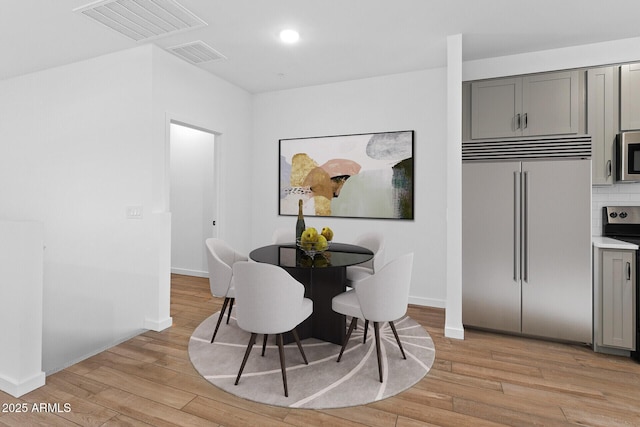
[445, 34, 464, 339]
[463, 36, 640, 82]
[0, 45, 253, 374]
[0, 220, 45, 397]
[0, 47, 157, 372]
[251, 70, 448, 307]
[151, 46, 254, 256]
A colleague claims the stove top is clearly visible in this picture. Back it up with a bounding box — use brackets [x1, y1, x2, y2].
[607, 235, 640, 246]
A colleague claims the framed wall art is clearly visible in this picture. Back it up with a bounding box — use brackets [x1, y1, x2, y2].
[279, 130, 414, 219]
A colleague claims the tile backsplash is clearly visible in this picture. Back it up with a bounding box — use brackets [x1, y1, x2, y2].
[592, 183, 640, 235]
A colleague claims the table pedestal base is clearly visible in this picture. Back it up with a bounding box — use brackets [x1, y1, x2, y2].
[284, 267, 346, 345]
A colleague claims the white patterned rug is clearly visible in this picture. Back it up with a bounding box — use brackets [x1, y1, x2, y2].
[188, 311, 435, 409]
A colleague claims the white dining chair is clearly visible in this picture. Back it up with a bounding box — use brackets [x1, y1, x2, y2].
[345, 232, 386, 342]
[345, 232, 385, 288]
[205, 238, 248, 343]
[271, 227, 296, 244]
[232, 261, 313, 397]
[332, 252, 414, 382]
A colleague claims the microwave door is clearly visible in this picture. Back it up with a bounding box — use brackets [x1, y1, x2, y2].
[629, 144, 640, 175]
[618, 131, 640, 182]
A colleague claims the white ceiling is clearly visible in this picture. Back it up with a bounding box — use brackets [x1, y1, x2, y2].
[3, 0, 640, 93]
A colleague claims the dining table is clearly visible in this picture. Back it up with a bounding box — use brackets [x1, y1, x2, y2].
[249, 242, 374, 345]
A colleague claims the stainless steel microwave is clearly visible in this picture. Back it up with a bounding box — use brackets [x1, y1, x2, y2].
[617, 131, 640, 182]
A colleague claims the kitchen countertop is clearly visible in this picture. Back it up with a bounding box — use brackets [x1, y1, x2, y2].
[592, 236, 639, 250]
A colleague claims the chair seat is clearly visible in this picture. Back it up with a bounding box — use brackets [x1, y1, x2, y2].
[226, 282, 235, 298]
[345, 266, 374, 286]
[300, 297, 313, 324]
[331, 289, 363, 319]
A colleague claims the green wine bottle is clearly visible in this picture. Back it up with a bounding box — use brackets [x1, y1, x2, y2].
[295, 199, 305, 241]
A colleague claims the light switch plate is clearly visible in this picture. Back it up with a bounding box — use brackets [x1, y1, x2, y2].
[126, 206, 143, 219]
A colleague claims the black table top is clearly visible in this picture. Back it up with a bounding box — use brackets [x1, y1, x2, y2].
[249, 242, 373, 269]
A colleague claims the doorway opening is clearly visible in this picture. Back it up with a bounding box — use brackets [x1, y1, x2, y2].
[169, 121, 218, 277]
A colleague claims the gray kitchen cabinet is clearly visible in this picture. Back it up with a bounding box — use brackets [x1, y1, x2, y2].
[594, 249, 636, 352]
[470, 70, 580, 139]
[620, 63, 640, 131]
[462, 159, 592, 343]
[588, 67, 618, 185]
[471, 78, 521, 139]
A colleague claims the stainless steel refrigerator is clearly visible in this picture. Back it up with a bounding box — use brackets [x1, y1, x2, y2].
[462, 137, 592, 343]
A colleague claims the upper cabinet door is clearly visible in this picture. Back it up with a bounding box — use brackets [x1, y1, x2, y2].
[471, 78, 522, 139]
[588, 67, 617, 186]
[522, 71, 579, 136]
[620, 63, 640, 131]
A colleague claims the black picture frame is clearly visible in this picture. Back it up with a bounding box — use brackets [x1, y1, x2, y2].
[279, 130, 414, 219]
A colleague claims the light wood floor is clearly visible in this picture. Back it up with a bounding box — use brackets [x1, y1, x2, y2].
[2, 274, 640, 426]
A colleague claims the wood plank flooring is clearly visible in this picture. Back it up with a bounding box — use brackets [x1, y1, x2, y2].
[2, 273, 640, 426]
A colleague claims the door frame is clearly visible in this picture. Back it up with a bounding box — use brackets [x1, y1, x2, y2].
[163, 113, 223, 266]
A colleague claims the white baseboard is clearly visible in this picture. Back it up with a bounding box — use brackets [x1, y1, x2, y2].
[444, 325, 465, 340]
[144, 317, 173, 331]
[408, 295, 446, 308]
[0, 371, 46, 398]
[45, 329, 146, 376]
[171, 267, 207, 278]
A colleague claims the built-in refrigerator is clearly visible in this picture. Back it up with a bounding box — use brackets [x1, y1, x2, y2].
[462, 136, 592, 343]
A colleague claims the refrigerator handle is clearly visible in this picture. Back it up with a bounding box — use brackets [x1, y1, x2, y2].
[514, 171, 521, 281]
[523, 171, 529, 282]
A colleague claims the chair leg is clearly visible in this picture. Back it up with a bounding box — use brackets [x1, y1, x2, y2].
[363, 320, 369, 343]
[261, 334, 268, 356]
[291, 328, 308, 365]
[211, 297, 231, 343]
[337, 317, 358, 363]
[235, 333, 257, 386]
[374, 322, 383, 383]
[389, 321, 406, 359]
[226, 298, 234, 324]
[276, 334, 288, 397]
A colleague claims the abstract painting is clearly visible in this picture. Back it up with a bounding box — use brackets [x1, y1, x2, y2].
[279, 130, 414, 219]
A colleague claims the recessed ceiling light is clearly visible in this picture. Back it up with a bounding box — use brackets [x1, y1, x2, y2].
[279, 29, 300, 44]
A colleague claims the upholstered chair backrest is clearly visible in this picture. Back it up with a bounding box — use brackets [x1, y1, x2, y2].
[354, 253, 414, 322]
[233, 261, 307, 334]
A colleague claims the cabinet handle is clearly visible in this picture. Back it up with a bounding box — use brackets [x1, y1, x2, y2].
[515, 113, 521, 130]
[607, 160, 612, 177]
[627, 262, 631, 281]
[523, 171, 529, 282]
[514, 171, 521, 282]
[523, 113, 528, 129]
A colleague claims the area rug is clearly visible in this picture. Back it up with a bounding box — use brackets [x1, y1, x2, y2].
[188, 311, 435, 409]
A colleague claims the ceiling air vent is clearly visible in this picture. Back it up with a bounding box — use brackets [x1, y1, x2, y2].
[167, 41, 227, 64]
[74, 0, 207, 42]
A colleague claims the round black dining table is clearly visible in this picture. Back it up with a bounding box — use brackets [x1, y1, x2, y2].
[249, 242, 373, 345]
